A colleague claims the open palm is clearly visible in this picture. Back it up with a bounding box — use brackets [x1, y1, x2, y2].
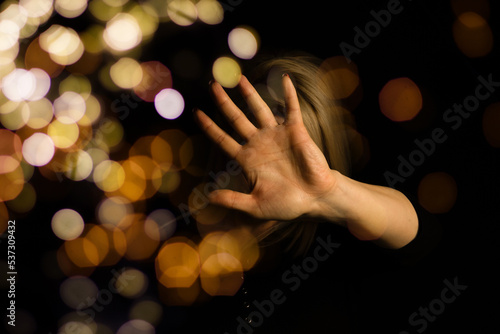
[195, 75, 338, 221]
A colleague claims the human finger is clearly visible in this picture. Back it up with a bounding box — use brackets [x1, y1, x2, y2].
[194, 108, 242, 159]
[210, 80, 257, 140]
[282, 74, 303, 125]
[238, 75, 278, 128]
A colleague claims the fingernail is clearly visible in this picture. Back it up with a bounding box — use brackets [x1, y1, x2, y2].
[282, 73, 289, 78]
[192, 107, 198, 113]
[209, 80, 214, 86]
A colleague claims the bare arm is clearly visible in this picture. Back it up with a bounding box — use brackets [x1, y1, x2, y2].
[195, 74, 418, 249]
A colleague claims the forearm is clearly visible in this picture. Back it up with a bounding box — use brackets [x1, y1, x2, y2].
[311, 170, 419, 249]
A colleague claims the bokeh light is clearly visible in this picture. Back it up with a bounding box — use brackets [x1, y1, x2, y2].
[197, 0, 224, 25]
[156, 238, 200, 288]
[117, 319, 155, 334]
[228, 26, 259, 60]
[212, 56, 241, 88]
[0, 165, 25, 202]
[93, 160, 126, 192]
[418, 172, 458, 214]
[116, 268, 148, 298]
[6, 181, 36, 213]
[2, 68, 36, 101]
[453, 11, 493, 58]
[47, 119, 80, 149]
[103, 13, 142, 52]
[129, 300, 163, 326]
[54, 91, 86, 124]
[144, 209, 177, 241]
[51, 208, 85, 241]
[451, 0, 490, 19]
[167, 0, 197, 26]
[22, 132, 55, 166]
[154, 88, 184, 120]
[59, 276, 98, 309]
[110, 57, 143, 89]
[0, 129, 22, 174]
[317, 56, 360, 100]
[482, 102, 500, 147]
[97, 196, 133, 228]
[54, 0, 88, 19]
[379, 77, 423, 122]
[133, 61, 173, 102]
[39, 25, 84, 65]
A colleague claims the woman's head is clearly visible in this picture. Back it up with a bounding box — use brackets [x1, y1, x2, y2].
[200, 54, 353, 258]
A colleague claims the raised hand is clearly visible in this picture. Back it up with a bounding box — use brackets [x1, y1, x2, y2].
[194, 74, 339, 222]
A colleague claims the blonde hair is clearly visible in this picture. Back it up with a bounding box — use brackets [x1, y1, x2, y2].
[243, 54, 353, 257]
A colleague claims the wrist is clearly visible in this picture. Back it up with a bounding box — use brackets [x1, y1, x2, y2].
[308, 170, 354, 226]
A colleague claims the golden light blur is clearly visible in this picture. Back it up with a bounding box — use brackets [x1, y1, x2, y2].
[51, 209, 85, 241]
[97, 196, 134, 228]
[450, 0, 490, 20]
[129, 300, 163, 326]
[482, 102, 500, 148]
[133, 61, 173, 102]
[418, 172, 458, 214]
[110, 57, 143, 89]
[39, 25, 84, 65]
[54, 0, 88, 18]
[317, 56, 360, 100]
[116, 268, 148, 298]
[200, 252, 243, 296]
[0, 129, 22, 174]
[453, 11, 493, 58]
[156, 237, 200, 288]
[379, 77, 423, 122]
[0, 165, 25, 202]
[212, 56, 242, 88]
[123, 214, 160, 260]
[47, 119, 80, 149]
[6, 181, 36, 213]
[93, 160, 126, 192]
[103, 13, 142, 52]
[197, 0, 224, 25]
[167, 0, 198, 26]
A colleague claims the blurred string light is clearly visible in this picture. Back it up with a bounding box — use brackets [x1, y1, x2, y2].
[0, 0, 276, 326]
